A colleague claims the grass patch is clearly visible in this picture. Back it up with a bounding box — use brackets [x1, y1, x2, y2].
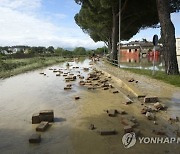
[0, 57, 67, 78]
[122, 68, 180, 87]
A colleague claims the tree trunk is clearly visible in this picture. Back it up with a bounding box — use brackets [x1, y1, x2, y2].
[108, 38, 112, 55]
[111, 6, 119, 62]
[156, 0, 179, 75]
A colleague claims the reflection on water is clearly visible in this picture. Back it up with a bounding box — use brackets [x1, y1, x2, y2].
[0, 58, 92, 153]
[119, 54, 180, 71]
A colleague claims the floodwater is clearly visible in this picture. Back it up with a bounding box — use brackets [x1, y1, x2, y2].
[0, 58, 180, 154]
[0, 59, 93, 153]
[119, 54, 180, 71]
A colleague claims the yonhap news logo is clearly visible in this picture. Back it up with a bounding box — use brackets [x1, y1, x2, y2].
[122, 132, 136, 148]
[122, 132, 180, 149]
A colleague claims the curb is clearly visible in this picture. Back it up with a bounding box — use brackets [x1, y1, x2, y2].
[96, 66, 146, 98]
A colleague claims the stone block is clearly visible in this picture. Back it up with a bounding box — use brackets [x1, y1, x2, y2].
[32, 113, 40, 124]
[107, 109, 116, 117]
[113, 90, 119, 94]
[39, 110, 54, 122]
[154, 102, 164, 110]
[124, 125, 133, 133]
[36, 121, 49, 132]
[99, 129, 116, 135]
[144, 96, 158, 103]
[75, 96, 80, 100]
[39, 114, 54, 122]
[29, 134, 41, 143]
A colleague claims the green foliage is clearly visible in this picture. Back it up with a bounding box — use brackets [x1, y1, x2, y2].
[73, 47, 87, 55]
[55, 47, 64, 55]
[47, 46, 55, 53]
[94, 47, 108, 55]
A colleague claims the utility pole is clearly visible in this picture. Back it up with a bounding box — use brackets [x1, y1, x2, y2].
[118, 0, 121, 68]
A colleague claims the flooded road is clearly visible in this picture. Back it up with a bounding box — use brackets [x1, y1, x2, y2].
[0, 59, 93, 153]
[0, 58, 180, 154]
[119, 55, 180, 72]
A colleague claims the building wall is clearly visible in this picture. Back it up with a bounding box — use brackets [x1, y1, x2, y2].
[176, 38, 180, 56]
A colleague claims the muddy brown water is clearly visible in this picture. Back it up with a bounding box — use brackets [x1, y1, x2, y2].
[0, 58, 180, 154]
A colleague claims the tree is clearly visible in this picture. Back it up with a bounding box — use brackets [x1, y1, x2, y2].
[156, 0, 179, 74]
[55, 47, 64, 56]
[47, 46, 55, 53]
[75, 0, 159, 61]
[75, 0, 180, 74]
[73, 47, 86, 55]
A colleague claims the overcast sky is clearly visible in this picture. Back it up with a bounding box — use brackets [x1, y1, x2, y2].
[0, 0, 179, 49]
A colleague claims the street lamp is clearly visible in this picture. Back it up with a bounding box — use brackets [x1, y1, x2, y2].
[118, 0, 121, 68]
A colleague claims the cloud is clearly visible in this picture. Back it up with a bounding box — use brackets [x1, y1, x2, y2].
[0, 0, 103, 49]
[0, 0, 41, 11]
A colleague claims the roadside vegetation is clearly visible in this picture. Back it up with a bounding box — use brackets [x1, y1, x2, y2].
[0, 46, 107, 78]
[122, 68, 180, 87]
[0, 57, 66, 78]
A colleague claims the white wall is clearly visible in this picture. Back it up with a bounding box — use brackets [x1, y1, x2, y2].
[176, 38, 180, 56]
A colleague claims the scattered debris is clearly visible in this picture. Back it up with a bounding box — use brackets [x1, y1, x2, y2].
[64, 87, 72, 90]
[145, 112, 155, 120]
[128, 78, 134, 82]
[107, 109, 117, 117]
[29, 134, 41, 143]
[125, 101, 133, 105]
[32, 113, 40, 124]
[39, 110, 54, 122]
[83, 68, 89, 71]
[98, 129, 117, 135]
[124, 125, 133, 133]
[112, 90, 119, 94]
[154, 102, 164, 110]
[89, 124, 96, 130]
[36, 121, 49, 132]
[56, 73, 60, 76]
[153, 121, 158, 125]
[75, 96, 80, 100]
[144, 96, 158, 103]
[103, 87, 109, 90]
[169, 115, 179, 123]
